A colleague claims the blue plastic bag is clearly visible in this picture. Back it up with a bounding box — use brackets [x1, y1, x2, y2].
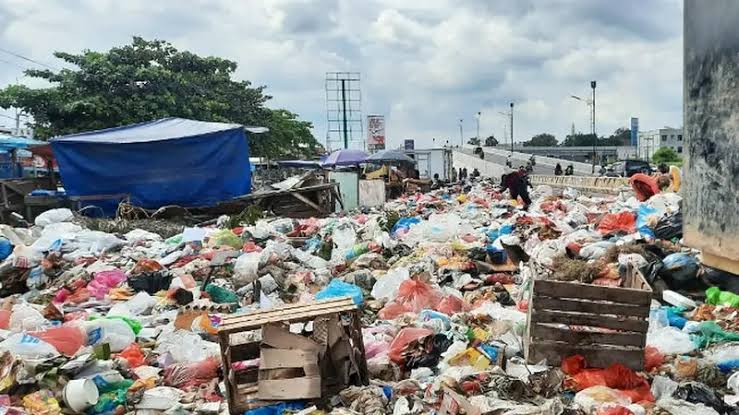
[391, 217, 420, 237]
[315, 279, 363, 305]
[418, 309, 451, 330]
[0, 237, 12, 261]
[485, 245, 508, 264]
[662, 253, 699, 282]
[636, 204, 658, 239]
[245, 402, 305, 415]
[486, 224, 514, 243]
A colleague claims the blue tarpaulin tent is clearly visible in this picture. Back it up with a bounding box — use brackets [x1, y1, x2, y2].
[51, 118, 256, 214]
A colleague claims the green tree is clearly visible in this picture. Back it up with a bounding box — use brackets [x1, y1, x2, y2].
[467, 137, 481, 145]
[484, 135, 498, 146]
[652, 147, 681, 164]
[0, 37, 318, 158]
[523, 133, 558, 147]
[562, 133, 597, 146]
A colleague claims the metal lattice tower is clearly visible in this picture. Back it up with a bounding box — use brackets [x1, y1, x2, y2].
[325, 72, 363, 151]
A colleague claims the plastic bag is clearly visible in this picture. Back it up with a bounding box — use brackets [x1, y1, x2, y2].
[163, 356, 219, 388]
[562, 355, 586, 375]
[84, 318, 136, 352]
[705, 286, 739, 308]
[597, 211, 636, 235]
[88, 269, 128, 299]
[208, 229, 242, 249]
[371, 267, 410, 301]
[204, 284, 239, 304]
[654, 211, 682, 240]
[597, 407, 634, 415]
[692, 321, 739, 348]
[646, 326, 696, 355]
[660, 253, 699, 282]
[233, 252, 261, 288]
[156, 329, 220, 363]
[315, 279, 363, 305]
[118, 343, 145, 368]
[629, 174, 659, 202]
[9, 303, 48, 332]
[391, 217, 421, 237]
[29, 326, 86, 357]
[0, 333, 60, 359]
[0, 237, 12, 261]
[34, 208, 74, 227]
[644, 346, 664, 371]
[378, 280, 444, 319]
[573, 386, 631, 414]
[388, 327, 433, 363]
[436, 295, 466, 315]
[636, 204, 658, 239]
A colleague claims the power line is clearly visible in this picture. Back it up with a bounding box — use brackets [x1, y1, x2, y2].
[0, 58, 25, 70]
[0, 47, 57, 70]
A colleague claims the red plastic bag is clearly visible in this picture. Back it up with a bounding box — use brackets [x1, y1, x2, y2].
[597, 407, 634, 415]
[569, 369, 607, 390]
[378, 280, 444, 319]
[602, 364, 647, 390]
[29, 326, 85, 357]
[0, 310, 10, 330]
[644, 346, 664, 371]
[561, 354, 586, 375]
[164, 357, 219, 388]
[437, 295, 467, 315]
[597, 212, 636, 235]
[620, 384, 654, 403]
[118, 343, 146, 368]
[388, 327, 433, 364]
[629, 173, 659, 202]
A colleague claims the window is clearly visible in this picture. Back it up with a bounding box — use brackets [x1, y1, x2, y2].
[678, 135, 683, 141]
[677, 146, 683, 153]
[661, 135, 667, 141]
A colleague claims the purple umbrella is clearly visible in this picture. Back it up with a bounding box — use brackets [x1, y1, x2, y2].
[321, 149, 368, 167]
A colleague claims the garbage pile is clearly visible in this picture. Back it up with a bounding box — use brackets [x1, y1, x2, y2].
[0, 178, 735, 415]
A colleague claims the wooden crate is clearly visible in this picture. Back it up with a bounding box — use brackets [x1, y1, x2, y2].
[524, 265, 652, 370]
[218, 297, 368, 415]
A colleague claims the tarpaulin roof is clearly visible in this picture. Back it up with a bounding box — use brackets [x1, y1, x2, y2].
[51, 118, 254, 215]
[51, 117, 267, 144]
[0, 134, 45, 151]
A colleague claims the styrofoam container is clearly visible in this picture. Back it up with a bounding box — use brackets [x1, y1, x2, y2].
[63, 378, 99, 413]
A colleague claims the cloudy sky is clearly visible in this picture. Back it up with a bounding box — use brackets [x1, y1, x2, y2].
[0, 0, 683, 149]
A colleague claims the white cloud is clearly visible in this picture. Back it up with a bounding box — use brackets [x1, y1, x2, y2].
[0, 0, 682, 148]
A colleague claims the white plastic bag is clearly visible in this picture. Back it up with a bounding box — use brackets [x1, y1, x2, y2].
[124, 229, 163, 242]
[0, 333, 59, 359]
[156, 329, 220, 363]
[646, 326, 696, 355]
[9, 303, 48, 332]
[84, 319, 136, 352]
[371, 267, 410, 301]
[233, 252, 261, 287]
[34, 208, 74, 227]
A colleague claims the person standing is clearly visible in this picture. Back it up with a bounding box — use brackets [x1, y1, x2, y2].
[555, 163, 563, 176]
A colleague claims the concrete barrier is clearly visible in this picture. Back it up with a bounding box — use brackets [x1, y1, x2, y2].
[529, 175, 630, 194]
[452, 150, 506, 179]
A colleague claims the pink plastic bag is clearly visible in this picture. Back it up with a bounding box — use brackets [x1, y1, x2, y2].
[164, 357, 220, 388]
[88, 269, 127, 299]
[29, 326, 86, 357]
[388, 327, 433, 364]
[378, 280, 444, 319]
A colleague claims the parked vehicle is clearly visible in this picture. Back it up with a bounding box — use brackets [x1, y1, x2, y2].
[603, 159, 652, 177]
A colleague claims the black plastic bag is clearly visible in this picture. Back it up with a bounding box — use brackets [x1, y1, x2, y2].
[673, 381, 731, 414]
[654, 210, 683, 240]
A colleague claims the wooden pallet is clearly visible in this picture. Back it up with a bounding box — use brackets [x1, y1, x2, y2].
[218, 297, 367, 415]
[524, 265, 652, 370]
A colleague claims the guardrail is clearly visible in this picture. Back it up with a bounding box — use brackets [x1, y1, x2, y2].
[529, 175, 630, 194]
[463, 145, 595, 176]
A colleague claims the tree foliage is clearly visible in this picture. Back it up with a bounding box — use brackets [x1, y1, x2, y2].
[484, 135, 498, 146]
[523, 133, 557, 147]
[0, 37, 318, 158]
[652, 147, 681, 164]
[562, 128, 631, 147]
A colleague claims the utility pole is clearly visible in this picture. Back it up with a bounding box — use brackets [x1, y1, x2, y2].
[476, 112, 481, 143]
[591, 80, 597, 173]
[459, 119, 463, 146]
[510, 102, 514, 153]
[340, 79, 348, 149]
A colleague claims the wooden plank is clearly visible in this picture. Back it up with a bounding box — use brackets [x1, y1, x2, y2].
[221, 297, 354, 326]
[220, 298, 355, 328]
[530, 324, 645, 347]
[533, 296, 649, 317]
[290, 192, 327, 214]
[533, 279, 651, 306]
[532, 310, 648, 333]
[527, 341, 644, 370]
[222, 304, 357, 333]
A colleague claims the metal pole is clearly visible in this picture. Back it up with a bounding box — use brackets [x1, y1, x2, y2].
[476, 112, 481, 143]
[510, 103, 514, 153]
[341, 79, 348, 149]
[459, 119, 463, 146]
[591, 80, 596, 173]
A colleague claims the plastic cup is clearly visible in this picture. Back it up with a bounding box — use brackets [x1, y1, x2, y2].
[63, 379, 99, 413]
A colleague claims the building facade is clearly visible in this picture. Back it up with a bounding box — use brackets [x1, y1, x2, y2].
[638, 127, 684, 160]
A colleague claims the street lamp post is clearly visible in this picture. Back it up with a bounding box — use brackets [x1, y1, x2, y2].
[459, 119, 463, 146]
[476, 111, 481, 144]
[591, 81, 597, 173]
